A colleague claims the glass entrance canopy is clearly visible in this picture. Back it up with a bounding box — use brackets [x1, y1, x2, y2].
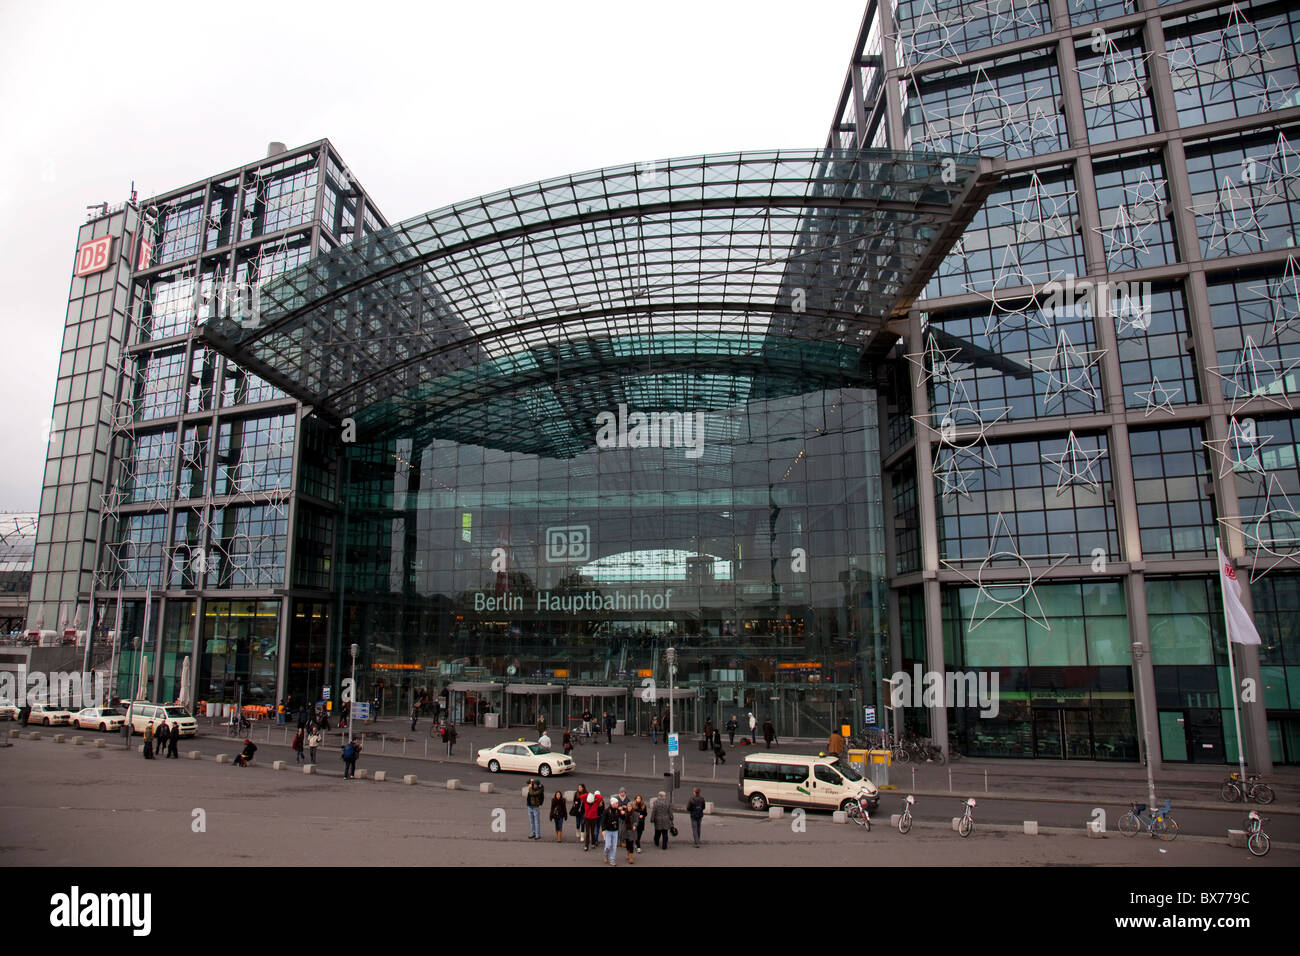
[200, 149, 1000, 451]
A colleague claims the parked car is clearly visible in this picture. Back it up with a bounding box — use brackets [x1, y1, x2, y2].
[72, 706, 127, 732]
[476, 739, 574, 777]
[27, 702, 77, 726]
[737, 751, 879, 813]
[121, 701, 198, 737]
[0, 697, 18, 720]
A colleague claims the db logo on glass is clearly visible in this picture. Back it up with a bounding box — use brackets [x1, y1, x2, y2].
[546, 525, 590, 562]
[74, 235, 114, 277]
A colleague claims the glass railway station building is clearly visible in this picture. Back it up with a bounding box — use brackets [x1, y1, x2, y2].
[26, 0, 1300, 769]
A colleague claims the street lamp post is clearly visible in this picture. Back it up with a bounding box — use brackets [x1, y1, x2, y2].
[665, 646, 676, 799]
[1131, 641, 1157, 808]
[349, 643, 359, 745]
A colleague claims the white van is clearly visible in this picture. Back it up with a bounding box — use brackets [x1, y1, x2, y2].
[123, 701, 198, 737]
[738, 752, 878, 813]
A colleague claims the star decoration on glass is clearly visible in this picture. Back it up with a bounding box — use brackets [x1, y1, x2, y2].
[1250, 256, 1300, 344]
[1251, 74, 1300, 113]
[1041, 431, 1104, 496]
[1095, 202, 1155, 271]
[1220, 2, 1276, 75]
[945, 69, 1058, 159]
[889, 0, 971, 67]
[1202, 417, 1274, 480]
[1132, 377, 1182, 417]
[941, 512, 1070, 632]
[1188, 175, 1270, 255]
[975, 263, 1056, 341]
[981, 0, 1043, 44]
[1161, 4, 1276, 97]
[934, 452, 975, 500]
[1079, 37, 1149, 117]
[1219, 474, 1300, 582]
[1028, 330, 1106, 410]
[997, 170, 1076, 245]
[912, 378, 1011, 474]
[1207, 335, 1300, 415]
[905, 332, 963, 387]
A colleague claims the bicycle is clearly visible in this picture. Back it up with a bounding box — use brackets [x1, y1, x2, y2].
[1245, 811, 1270, 857]
[225, 716, 251, 737]
[845, 786, 873, 831]
[897, 794, 915, 834]
[1117, 800, 1179, 840]
[1220, 772, 1275, 805]
[957, 797, 975, 837]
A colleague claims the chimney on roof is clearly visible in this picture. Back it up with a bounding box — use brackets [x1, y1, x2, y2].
[267, 141, 287, 158]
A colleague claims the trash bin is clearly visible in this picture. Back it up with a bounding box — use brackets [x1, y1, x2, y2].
[483, 713, 499, 729]
[844, 748, 869, 774]
[615, 718, 625, 736]
[868, 749, 891, 788]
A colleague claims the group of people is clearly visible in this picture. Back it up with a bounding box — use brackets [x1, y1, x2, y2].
[138, 720, 181, 759]
[528, 782, 709, 862]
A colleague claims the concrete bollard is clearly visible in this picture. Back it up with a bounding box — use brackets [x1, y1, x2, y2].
[272, 760, 286, 770]
[1227, 829, 1247, 848]
[94, 739, 105, 749]
[1024, 821, 1039, 836]
[356, 769, 370, 780]
[216, 754, 231, 763]
[832, 810, 848, 824]
[72, 736, 84, 745]
[704, 801, 714, 814]
[8, 729, 19, 738]
[403, 774, 418, 785]
[303, 764, 316, 774]
[447, 779, 461, 790]
[53, 734, 66, 743]
[27, 732, 40, 740]
[186, 751, 200, 760]
[890, 814, 902, 828]
[768, 806, 783, 819]
[479, 782, 494, 794]
[374, 771, 387, 782]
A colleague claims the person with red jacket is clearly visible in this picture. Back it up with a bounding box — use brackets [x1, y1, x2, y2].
[583, 790, 603, 851]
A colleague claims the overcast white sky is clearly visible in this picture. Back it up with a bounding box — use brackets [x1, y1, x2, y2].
[0, 0, 866, 511]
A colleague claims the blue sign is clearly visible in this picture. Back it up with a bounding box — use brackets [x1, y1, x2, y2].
[322, 685, 331, 700]
[863, 705, 876, 727]
[667, 733, 679, 756]
[352, 702, 372, 720]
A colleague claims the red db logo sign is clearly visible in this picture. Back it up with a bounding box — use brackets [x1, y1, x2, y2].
[74, 235, 113, 277]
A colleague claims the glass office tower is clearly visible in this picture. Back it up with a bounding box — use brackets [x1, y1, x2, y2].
[28, 141, 386, 712]
[829, 0, 1300, 765]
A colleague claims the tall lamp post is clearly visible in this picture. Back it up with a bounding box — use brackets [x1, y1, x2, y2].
[1131, 641, 1157, 808]
[665, 646, 676, 799]
[349, 643, 359, 745]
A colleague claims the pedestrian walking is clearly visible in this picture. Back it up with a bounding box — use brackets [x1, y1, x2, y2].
[583, 791, 601, 851]
[563, 730, 573, 755]
[712, 729, 726, 765]
[687, 787, 706, 847]
[631, 794, 648, 852]
[166, 728, 179, 759]
[341, 739, 358, 779]
[538, 730, 552, 752]
[727, 715, 737, 746]
[155, 721, 171, 760]
[410, 706, 419, 732]
[620, 799, 638, 863]
[307, 727, 321, 763]
[748, 712, 757, 745]
[536, 714, 546, 736]
[604, 711, 615, 744]
[651, 715, 659, 744]
[526, 778, 545, 840]
[292, 728, 305, 762]
[601, 796, 622, 865]
[763, 719, 775, 749]
[572, 784, 589, 843]
[651, 791, 674, 850]
[549, 790, 568, 843]
[142, 723, 155, 760]
[444, 722, 457, 755]
[297, 706, 309, 730]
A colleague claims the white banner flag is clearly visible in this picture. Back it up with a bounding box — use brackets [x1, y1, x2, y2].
[1218, 542, 1262, 645]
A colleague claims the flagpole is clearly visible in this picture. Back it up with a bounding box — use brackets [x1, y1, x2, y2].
[109, 581, 123, 705]
[1216, 538, 1250, 783]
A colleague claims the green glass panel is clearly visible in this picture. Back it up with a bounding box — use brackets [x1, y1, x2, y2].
[963, 618, 1027, 666]
[1159, 711, 1188, 761]
[1086, 616, 1131, 665]
[1148, 612, 1214, 665]
[1030, 618, 1087, 666]
[1037, 584, 1082, 616]
[1261, 666, 1289, 708]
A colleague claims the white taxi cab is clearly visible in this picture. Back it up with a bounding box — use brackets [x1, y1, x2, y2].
[476, 739, 574, 777]
[72, 706, 127, 732]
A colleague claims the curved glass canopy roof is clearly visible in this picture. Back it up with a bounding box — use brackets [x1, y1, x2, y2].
[200, 149, 1000, 455]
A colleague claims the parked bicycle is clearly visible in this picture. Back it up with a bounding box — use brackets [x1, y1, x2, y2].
[897, 794, 915, 835]
[1117, 800, 1179, 840]
[957, 797, 975, 837]
[1220, 772, 1274, 805]
[845, 785, 874, 830]
[1245, 811, 1270, 857]
[225, 715, 251, 737]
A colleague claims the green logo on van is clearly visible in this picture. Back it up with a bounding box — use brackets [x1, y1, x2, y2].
[796, 785, 809, 795]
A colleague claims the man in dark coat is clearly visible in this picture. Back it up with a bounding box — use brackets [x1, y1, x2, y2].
[155, 721, 171, 760]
